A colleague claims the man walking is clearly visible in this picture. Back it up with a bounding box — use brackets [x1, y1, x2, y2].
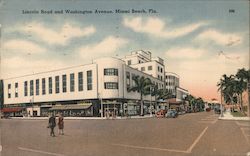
[48, 114, 56, 137]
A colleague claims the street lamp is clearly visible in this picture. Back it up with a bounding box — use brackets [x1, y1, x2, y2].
[98, 93, 103, 118]
[220, 88, 224, 117]
[150, 86, 152, 117]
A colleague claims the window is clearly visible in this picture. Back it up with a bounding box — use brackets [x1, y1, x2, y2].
[70, 73, 75, 92]
[42, 78, 46, 95]
[132, 74, 136, 87]
[24, 81, 28, 96]
[104, 68, 118, 76]
[30, 80, 34, 96]
[128, 60, 131, 65]
[126, 72, 130, 90]
[78, 72, 83, 91]
[104, 82, 118, 89]
[8, 84, 11, 98]
[15, 83, 18, 97]
[141, 67, 145, 71]
[158, 66, 160, 72]
[62, 75, 67, 93]
[55, 76, 59, 93]
[148, 66, 152, 70]
[49, 77, 52, 94]
[160, 68, 163, 73]
[87, 70, 92, 90]
[36, 79, 39, 95]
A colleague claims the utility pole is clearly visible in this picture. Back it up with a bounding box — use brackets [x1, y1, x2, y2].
[220, 88, 224, 117]
[150, 86, 152, 117]
[98, 93, 103, 118]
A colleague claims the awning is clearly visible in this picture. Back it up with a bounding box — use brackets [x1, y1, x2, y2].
[49, 104, 92, 111]
[102, 101, 122, 105]
[1, 107, 23, 113]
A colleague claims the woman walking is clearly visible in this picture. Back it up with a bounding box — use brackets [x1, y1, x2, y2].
[48, 114, 56, 137]
[58, 113, 64, 135]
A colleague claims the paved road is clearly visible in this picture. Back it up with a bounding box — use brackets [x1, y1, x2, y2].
[0, 112, 249, 156]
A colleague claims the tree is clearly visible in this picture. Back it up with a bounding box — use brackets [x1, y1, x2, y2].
[232, 78, 245, 112]
[236, 68, 250, 115]
[217, 74, 235, 105]
[153, 88, 172, 100]
[196, 97, 205, 111]
[185, 95, 196, 112]
[129, 76, 152, 116]
[0, 80, 3, 109]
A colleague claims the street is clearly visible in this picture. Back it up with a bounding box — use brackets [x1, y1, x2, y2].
[0, 112, 250, 156]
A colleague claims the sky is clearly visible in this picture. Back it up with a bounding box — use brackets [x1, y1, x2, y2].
[0, 0, 249, 101]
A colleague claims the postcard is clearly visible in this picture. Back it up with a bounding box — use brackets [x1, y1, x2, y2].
[0, 0, 249, 156]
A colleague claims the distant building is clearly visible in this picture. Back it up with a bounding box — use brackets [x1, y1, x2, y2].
[165, 72, 180, 96]
[165, 72, 189, 111]
[122, 50, 165, 85]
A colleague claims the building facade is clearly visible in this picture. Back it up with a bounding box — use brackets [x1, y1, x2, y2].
[165, 72, 180, 96]
[3, 56, 164, 117]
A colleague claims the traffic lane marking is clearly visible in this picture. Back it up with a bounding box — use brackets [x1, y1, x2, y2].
[111, 143, 189, 154]
[18, 147, 65, 156]
[236, 121, 250, 127]
[186, 126, 208, 153]
[240, 128, 250, 146]
[111, 126, 209, 154]
[198, 120, 217, 124]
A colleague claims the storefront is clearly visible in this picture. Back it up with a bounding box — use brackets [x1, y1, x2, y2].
[49, 103, 93, 117]
[1, 107, 25, 117]
[102, 100, 122, 118]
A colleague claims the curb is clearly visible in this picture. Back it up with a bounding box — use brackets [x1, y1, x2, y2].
[6, 116, 154, 120]
[218, 117, 250, 121]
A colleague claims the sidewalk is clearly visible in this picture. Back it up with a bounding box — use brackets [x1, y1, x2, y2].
[219, 110, 250, 121]
[7, 114, 153, 120]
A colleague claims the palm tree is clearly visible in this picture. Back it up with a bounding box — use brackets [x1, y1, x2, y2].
[129, 76, 152, 116]
[217, 74, 235, 105]
[232, 78, 245, 112]
[154, 89, 172, 100]
[0, 80, 3, 109]
[236, 68, 250, 115]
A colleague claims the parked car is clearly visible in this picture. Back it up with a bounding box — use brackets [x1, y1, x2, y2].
[156, 110, 167, 118]
[186, 109, 192, 113]
[206, 108, 211, 112]
[165, 109, 178, 118]
[214, 108, 221, 114]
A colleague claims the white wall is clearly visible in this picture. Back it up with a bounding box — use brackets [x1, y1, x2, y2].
[3, 57, 165, 106]
[4, 63, 97, 105]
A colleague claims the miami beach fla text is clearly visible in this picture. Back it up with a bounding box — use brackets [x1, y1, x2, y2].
[22, 9, 158, 14]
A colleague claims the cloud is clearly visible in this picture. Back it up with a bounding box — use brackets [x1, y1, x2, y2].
[1, 56, 66, 79]
[78, 36, 128, 59]
[195, 29, 242, 46]
[165, 47, 205, 59]
[123, 17, 208, 39]
[9, 22, 96, 45]
[168, 51, 248, 100]
[3, 39, 46, 54]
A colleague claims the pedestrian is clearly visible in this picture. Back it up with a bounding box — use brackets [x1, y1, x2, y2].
[58, 113, 64, 135]
[48, 113, 56, 137]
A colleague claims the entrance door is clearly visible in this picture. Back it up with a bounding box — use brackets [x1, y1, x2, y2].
[33, 110, 37, 117]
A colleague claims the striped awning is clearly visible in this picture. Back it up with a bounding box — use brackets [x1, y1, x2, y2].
[1, 107, 24, 113]
[49, 104, 92, 111]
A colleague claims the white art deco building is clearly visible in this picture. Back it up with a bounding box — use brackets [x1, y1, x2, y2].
[2, 50, 166, 117]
